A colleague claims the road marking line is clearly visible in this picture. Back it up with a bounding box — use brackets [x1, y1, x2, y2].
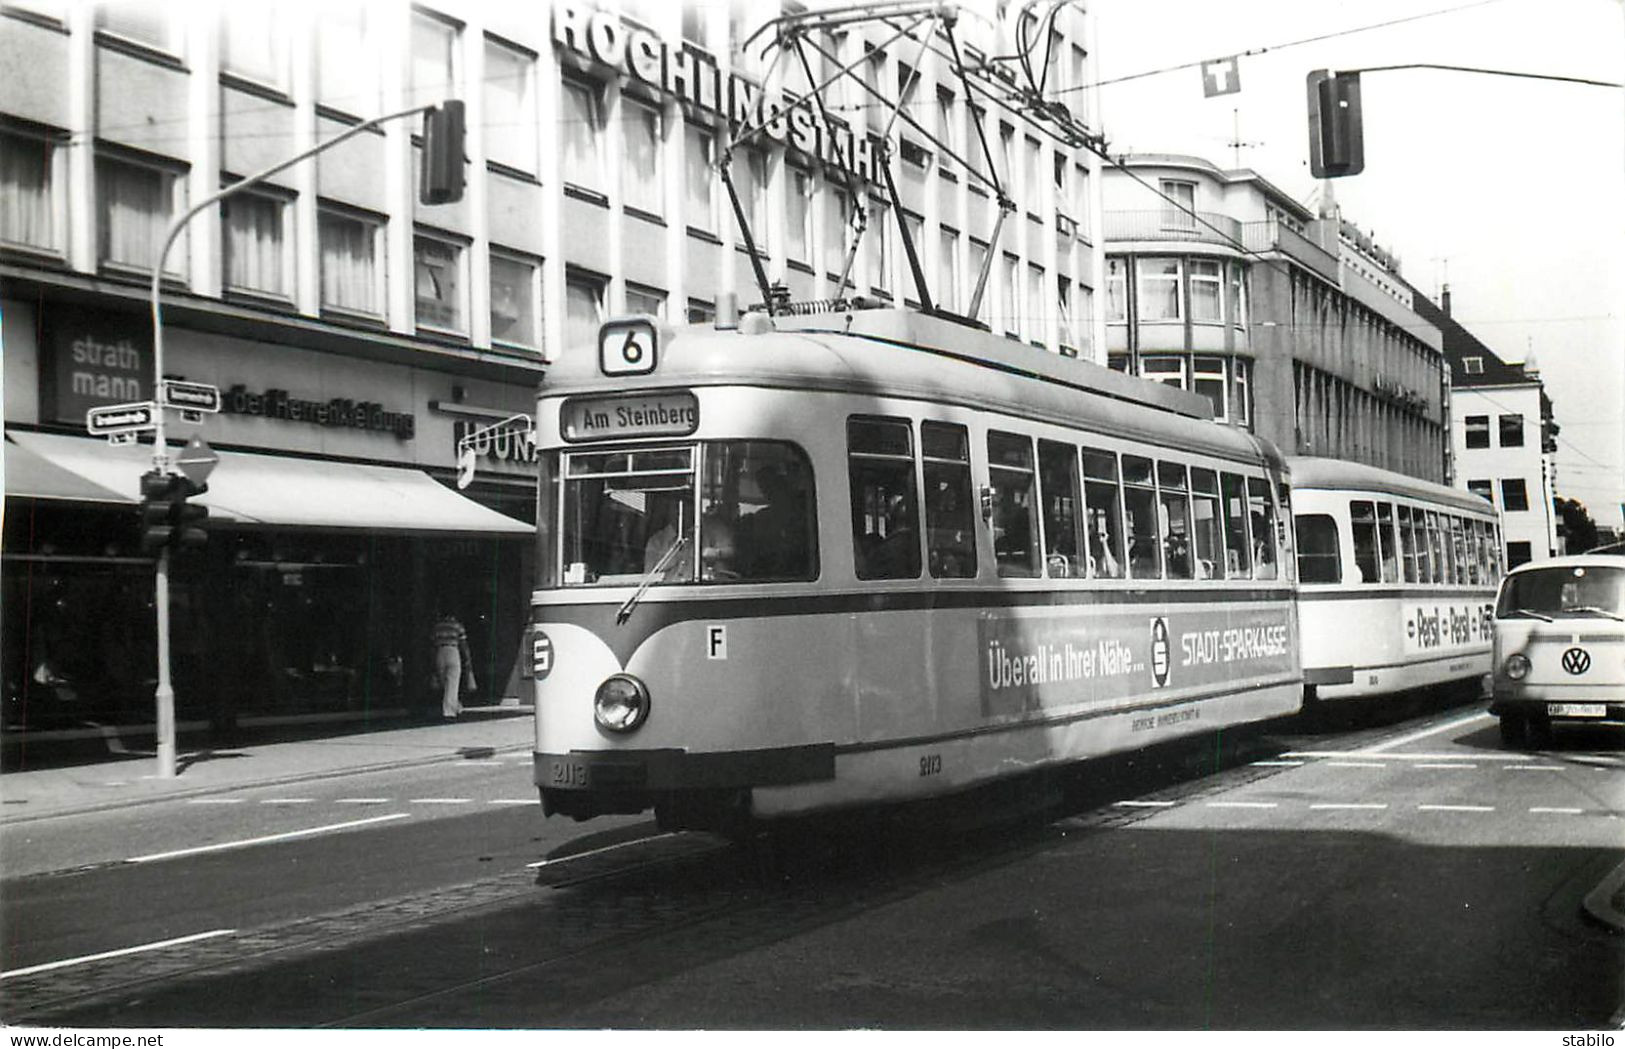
[1358, 712, 1495, 754]
[408, 798, 471, 805]
[260, 798, 315, 804]
[459, 760, 506, 766]
[1285, 751, 1530, 762]
[127, 814, 410, 863]
[1415, 763, 1477, 770]
[1251, 760, 1303, 767]
[1300, 808, 1391, 818]
[1207, 801, 1278, 809]
[1417, 804, 1494, 813]
[186, 798, 244, 805]
[0, 929, 236, 981]
[488, 798, 540, 805]
[1327, 761, 1387, 769]
[1508, 765, 1563, 771]
[1529, 807, 1584, 814]
[527, 832, 684, 870]
[334, 798, 390, 804]
[1113, 800, 1177, 808]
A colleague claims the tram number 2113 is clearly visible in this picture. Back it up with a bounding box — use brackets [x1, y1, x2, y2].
[919, 754, 943, 777]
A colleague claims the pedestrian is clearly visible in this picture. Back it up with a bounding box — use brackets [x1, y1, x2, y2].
[430, 611, 474, 720]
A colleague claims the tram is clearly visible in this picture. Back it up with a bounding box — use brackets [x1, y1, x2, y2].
[527, 307, 1302, 832]
[1289, 457, 1502, 703]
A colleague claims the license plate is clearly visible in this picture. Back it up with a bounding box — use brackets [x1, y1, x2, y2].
[1548, 703, 1606, 718]
[548, 759, 590, 788]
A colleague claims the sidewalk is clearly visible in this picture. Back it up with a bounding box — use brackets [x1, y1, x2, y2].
[0, 704, 535, 825]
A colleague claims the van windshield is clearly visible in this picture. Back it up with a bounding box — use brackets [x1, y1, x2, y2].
[1496, 564, 1625, 619]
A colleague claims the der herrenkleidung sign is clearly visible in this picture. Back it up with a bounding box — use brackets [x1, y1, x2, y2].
[553, 2, 885, 185]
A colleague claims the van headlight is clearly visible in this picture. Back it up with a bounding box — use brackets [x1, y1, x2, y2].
[594, 674, 651, 733]
[1503, 654, 1531, 681]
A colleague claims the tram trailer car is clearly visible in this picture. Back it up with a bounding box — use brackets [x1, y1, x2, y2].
[528, 307, 1302, 833]
[1289, 457, 1503, 703]
[1490, 552, 1625, 747]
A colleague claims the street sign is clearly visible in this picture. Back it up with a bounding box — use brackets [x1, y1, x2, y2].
[87, 401, 158, 436]
[175, 434, 220, 486]
[160, 379, 222, 413]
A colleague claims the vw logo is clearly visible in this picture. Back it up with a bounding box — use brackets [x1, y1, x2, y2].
[1561, 647, 1591, 676]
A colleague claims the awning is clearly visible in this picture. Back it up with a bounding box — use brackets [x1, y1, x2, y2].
[6, 431, 533, 535]
[4, 434, 131, 504]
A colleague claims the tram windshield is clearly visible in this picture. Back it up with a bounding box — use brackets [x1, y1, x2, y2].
[1497, 564, 1625, 620]
[560, 441, 816, 586]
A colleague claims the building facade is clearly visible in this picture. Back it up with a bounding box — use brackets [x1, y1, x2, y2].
[1101, 155, 1449, 483]
[1, 0, 1106, 745]
[1413, 288, 1560, 567]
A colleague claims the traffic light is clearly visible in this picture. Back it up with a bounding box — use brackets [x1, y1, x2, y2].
[170, 476, 209, 550]
[420, 100, 466, 205]
[1307, 70, 1364, 178]
[139, 470, 178, 553]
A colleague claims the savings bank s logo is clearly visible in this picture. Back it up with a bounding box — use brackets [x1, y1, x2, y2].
[1150, 617, 1171, 688]
[1561, 647, 1591, 675]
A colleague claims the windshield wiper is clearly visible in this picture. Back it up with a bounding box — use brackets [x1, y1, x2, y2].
[617, 533, 689, 624]
[1564, 605, 1625, 622]
[1504, 608, 1554, 622]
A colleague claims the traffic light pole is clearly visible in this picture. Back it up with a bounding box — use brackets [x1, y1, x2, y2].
[145, 103, 438, 778]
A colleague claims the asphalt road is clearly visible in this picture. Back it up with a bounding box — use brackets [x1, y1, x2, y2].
[3, 699, 1621, 1030]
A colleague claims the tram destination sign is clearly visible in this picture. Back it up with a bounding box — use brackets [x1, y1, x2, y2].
[560, 392, 699, 442]
[86, 400, 157, 436]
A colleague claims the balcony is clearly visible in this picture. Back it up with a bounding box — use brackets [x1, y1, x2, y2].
[1103, 209, 1243, 248]
[1241, 219, 1341, 285]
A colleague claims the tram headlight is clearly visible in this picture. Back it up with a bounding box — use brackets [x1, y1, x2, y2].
[1503, 654, 1531, 681]
[594, 674, 651, 733]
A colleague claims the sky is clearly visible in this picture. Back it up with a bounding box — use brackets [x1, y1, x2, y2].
[1090, 0, 1625, 530]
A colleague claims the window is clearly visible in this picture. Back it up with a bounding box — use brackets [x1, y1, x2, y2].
[968, 240, 989, 322]
[1424, 510, 1445, 583]
[934, 88, 957, 171]
[414, 234, 466, 334]
[489, 252, 541, 349]
[1464, 415, 1490, 449]
[988, 431, 1039, 578]
[922, 422, 976, 578]
[1295, 514, 1341, 583]
[484, 39, 538, 174]
[681, 5, 706, 44]
[1026, 264, 1045, 344]
[1105, 258, 1126, 321]
[1158, 461, 1194, 580]
[1057, 282, 1076, 355]
[706, 441, 818, 582]
[1397, 505, 1422, 583]
[1024, 137, 1043, 214]
[622, 98, 664, 215]
[1072, 165, 1090, 237]
[1375, 502, 1398, 582]
[1349, 500, 1381, 584]
[1192, 357, 1227, 419]
[997, 123, 1014, 188]
[1160, 179, 1196, 230]
[1227, 263, 1246, 327]
[96, 1, 177, 52]
[1505, 540, 1532, 569]
[1190, 259, 1222, 322]
[625, 284, 666, 319]
[1463, 356, 1484, 375]
[866, 199, 889, 293]
[1141, 355, 1186, 390]
[825, 191, 851, 281]
[686, 299, 715, 324]
[561, 448, 697, 586]
[738, 148, 770, 253]
[684, 123, 717, 234]
[0, 129, 63, 254]
[564, 268, 606, 351]
[317, 206, 383, 316]
[849, 417, 920, 580]
[1501, 478, 1529, 512]
[317, 3, 376, 115]
[1498, 413, 1524, 448]
[1233, 359, 1250, 425]
[787, 166, 813, 264]
[1038, 440, 1082, 577]
[1449, 516, 1469, 584]
[1137, 257, 1181, 320]
[937, 228, 959, 311]
[1121, 454, 1160, 579]
[1082, 447, 1125, 578]
[1248, 477, 1279, 580]
[222, 189, 292, 298]
[408, 11, 458, 112]
[1220, 472, 1251, 577]
[999, 253, 1019, 336]
[1191, 468, 1225, 579]
[965, 104, 987, 180]
[1497, 562, 1625, 618]
[864, 48, 885, 135]
[220, 3, 287, 90]
[1467, 479, 1494, 506]
[561, 78, 608, 192]
[97, 154, 186, 277]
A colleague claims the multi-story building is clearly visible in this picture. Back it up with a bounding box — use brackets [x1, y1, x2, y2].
[1, 0, 1106, 744]
[1101, 155, 1448, 482]
[1413, 287, 1560, 567]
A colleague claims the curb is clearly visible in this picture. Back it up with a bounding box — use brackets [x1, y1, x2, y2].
[1582, 856, 1625, 935]
[0, 740, 535, 827]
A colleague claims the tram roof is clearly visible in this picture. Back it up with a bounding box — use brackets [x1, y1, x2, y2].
[1287, 456, 1497, 515]
[545, 308, 1284, 467]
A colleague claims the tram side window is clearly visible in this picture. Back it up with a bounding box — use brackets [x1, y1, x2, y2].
[988, 431, 1040, 578]
[562, 447, 698, 586]
[1122, 454, 1161, 579]
[1190, 468, 1225, 580]
[1220, 472, 1251, 577]
[1294, 513, 1340, 583]
[1397, 505, 1421, 583]
[1473, 519, 1492, 583]
[1247, 476, 1278, 580]
[1424, 510, 1445, 584]
[1375, 502, 1398, 583]
[1276, 481, 1295, 583]
[1158, 461, 1194, 579]
[704, 441, 818, 582]
[1081, 447, 1125, 578]
[1449, 516, 1469, 585]
[1349, 500, 1380, 584]
[848, 417, 920, 580]
[921, 421, 977, 579]
[1037, 440, 1083, 578]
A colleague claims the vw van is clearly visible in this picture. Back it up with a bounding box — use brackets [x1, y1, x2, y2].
[1489, 552, 1625, 747]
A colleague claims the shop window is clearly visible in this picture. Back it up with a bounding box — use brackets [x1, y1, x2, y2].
[922, 421, 976, 578]
[988, 431, 1039, 578]
[622, 97, 665, 216]
[317, 205, 383, 317]
[1137, 257, 1181, 321]
[1191, 468, 1225, 579]
[1192, 356, 1227, 419]
[96, 153, 186, 278]
[564, 268, 606, 351]
[414, 233, 468, 334]
[684, 122, 717, 234]
[1082, 447, 1125, 578]
[1464, 414, 1489, 449]
[1498, 413, 1524, 447]
[317, 3, 377, 115]
[848, 416, 920, 580]
[408, 10, 459, 111]
[1158, 460, 1194, 580]
[222, 187, 293, 299]
[1501, 478, 1529, 512]
[1295, 513, 1340, 583]
[0, 128, 64, 256]
[484, 38, 538, 175]
[1190, 259, 1222, 322]
[220, 3, 288, 91]
[1122, 454, 1160, 579]
[489, 251, 541, 349]
[561, 77, 608, 194]
[787, 165, 813, 265]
